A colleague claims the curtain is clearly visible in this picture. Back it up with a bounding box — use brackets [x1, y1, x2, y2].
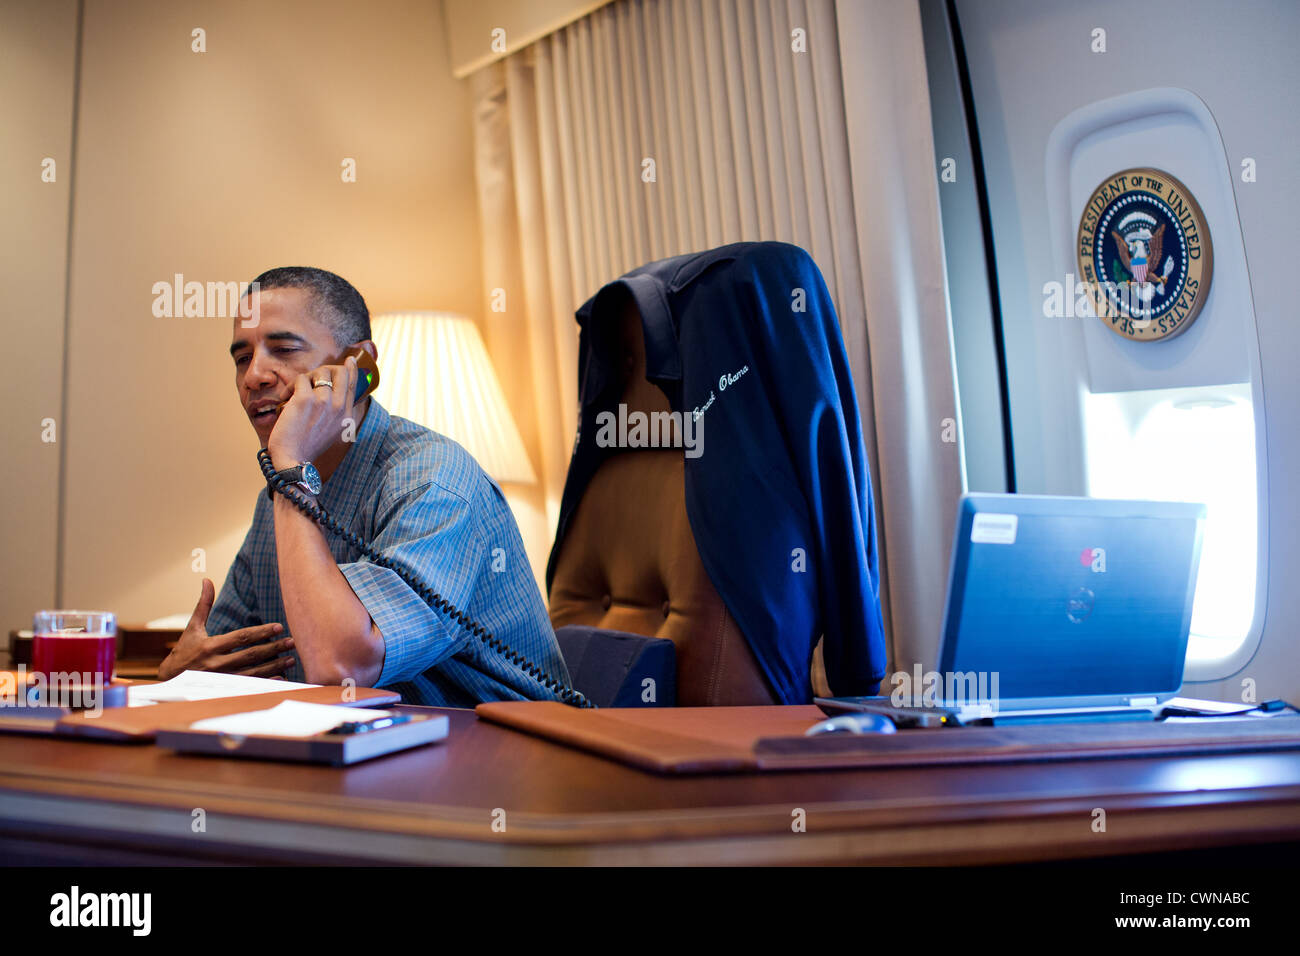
[471, 0, 963, 686]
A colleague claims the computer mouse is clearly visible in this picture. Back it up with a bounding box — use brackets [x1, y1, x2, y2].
[804, 713, 898, 736]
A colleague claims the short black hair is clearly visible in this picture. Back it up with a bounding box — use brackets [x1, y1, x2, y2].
[245, 266, 370, 347]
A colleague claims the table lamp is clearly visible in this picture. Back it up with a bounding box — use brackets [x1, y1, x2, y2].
[369, 311, 537, 485]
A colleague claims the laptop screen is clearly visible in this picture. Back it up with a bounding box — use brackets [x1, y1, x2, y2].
[938, 495, 1205, 702]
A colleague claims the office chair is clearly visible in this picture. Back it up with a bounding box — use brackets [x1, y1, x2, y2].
[547, 294, 779, 706]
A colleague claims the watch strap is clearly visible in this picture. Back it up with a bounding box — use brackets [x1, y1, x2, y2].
[267, 463, 312, 500]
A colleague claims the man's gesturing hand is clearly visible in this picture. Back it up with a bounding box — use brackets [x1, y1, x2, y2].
[157, 578, 295, 681]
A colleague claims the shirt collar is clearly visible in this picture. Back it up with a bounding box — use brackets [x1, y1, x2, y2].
[319, 398, 389, 515]
[575, 244, 757, 394]
[576, 273, 681, 400]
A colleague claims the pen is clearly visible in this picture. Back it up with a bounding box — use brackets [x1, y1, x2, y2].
[331, 714, 412, 735]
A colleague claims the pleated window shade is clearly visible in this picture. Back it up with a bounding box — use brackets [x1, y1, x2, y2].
[370, 312, 538, 485]
[470, 0, 964, 675]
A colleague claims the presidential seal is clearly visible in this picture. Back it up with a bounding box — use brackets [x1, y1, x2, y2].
[1075, 168, 1212, 341]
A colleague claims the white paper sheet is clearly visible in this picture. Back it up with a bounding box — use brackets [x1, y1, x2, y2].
[129, 669, 320, 705]
[189, 700, 394, 737]
[1165, 696, 1256, 714]
[145, 613, 193, 630]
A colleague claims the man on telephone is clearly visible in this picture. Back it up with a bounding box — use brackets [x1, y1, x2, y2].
[157, 266, 573, 707]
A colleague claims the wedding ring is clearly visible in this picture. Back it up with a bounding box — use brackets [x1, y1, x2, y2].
[312, 379, 334, 389]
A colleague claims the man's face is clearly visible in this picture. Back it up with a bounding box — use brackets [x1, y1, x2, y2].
[230, 287, 342, 446]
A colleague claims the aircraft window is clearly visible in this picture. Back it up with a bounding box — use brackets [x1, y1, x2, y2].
[1084, 383, 1258, 663]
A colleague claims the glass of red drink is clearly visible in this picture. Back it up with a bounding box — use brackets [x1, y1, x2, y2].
[32, 610, 117, 686]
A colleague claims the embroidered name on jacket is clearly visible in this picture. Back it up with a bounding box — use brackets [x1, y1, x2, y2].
[719, 365, 749, 390]
[693, 364, 750, 423]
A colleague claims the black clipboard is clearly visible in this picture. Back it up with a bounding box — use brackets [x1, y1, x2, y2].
[156, 706, 449, 766]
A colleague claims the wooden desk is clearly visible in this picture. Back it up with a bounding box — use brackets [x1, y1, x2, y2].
[2, 706, 1299, 865]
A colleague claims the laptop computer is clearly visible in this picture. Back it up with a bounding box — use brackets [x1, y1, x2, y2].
[817, 493, 1207, 726]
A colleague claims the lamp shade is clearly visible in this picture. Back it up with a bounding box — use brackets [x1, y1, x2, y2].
[370, 311, 537, 484]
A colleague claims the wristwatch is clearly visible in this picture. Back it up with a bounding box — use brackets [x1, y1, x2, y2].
[268, 460, 322, 500]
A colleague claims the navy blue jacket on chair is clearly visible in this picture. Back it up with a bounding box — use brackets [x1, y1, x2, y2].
[546, 242, 887, 704]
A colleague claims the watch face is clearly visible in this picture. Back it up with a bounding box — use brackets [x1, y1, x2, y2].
[301, 463, 322, 495]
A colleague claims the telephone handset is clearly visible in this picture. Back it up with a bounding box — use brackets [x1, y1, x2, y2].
[258, 348, 593, 709]
[341, 345, 381, 403]
[269, 346, 380, 413]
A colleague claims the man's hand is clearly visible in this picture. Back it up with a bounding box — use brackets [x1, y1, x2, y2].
[157, 578, 295, 682]
[266, 354, 359, 470]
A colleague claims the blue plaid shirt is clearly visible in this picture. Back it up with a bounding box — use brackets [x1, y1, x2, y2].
[206, 399, 570, 707]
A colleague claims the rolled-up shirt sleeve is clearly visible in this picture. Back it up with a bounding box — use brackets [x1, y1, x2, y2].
[339, 479, 487, 687]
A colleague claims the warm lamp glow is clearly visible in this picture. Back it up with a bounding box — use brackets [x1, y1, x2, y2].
[370, 311, 537, 484]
